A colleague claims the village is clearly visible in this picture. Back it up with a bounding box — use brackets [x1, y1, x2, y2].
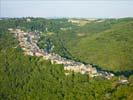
[8, 28, 116, 79]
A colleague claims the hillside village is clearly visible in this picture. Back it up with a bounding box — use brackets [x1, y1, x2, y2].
[8, 28, 115, 79]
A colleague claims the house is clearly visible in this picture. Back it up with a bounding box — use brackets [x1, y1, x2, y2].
[119, 79, 129, 84]
[68, 19, 80, 23]
[27, 18, 31, 22]
[35, 52, 44, 57]
[24, 51, 33, 56]
[8, 28, 13, 31]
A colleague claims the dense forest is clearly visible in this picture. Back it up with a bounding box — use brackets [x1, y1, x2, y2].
[0, 18, 133, 100]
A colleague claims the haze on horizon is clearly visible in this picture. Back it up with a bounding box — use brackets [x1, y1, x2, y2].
[1, 0, 133, 18]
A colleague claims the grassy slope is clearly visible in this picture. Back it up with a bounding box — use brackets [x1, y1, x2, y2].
[69, 20, 133, 71]
[37, 18, 133, 72]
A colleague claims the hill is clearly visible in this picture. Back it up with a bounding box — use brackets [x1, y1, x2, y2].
[68, 19, 133, 71]
[0, 18, 133, 99]
[37, 18, 133, 72]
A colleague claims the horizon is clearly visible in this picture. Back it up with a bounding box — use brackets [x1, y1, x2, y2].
[1, 17, 133, 19]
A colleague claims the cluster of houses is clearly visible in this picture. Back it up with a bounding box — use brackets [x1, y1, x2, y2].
[8, 28, 116, 79]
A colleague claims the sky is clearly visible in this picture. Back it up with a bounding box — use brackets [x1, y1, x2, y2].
[1, 0, 133, 18]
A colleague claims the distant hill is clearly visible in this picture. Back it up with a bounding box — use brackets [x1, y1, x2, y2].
[65, 18, 133, 71]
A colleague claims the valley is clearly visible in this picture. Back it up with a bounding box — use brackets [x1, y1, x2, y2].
[0, 18, 133, 100]
[8, 28, 115, 79]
